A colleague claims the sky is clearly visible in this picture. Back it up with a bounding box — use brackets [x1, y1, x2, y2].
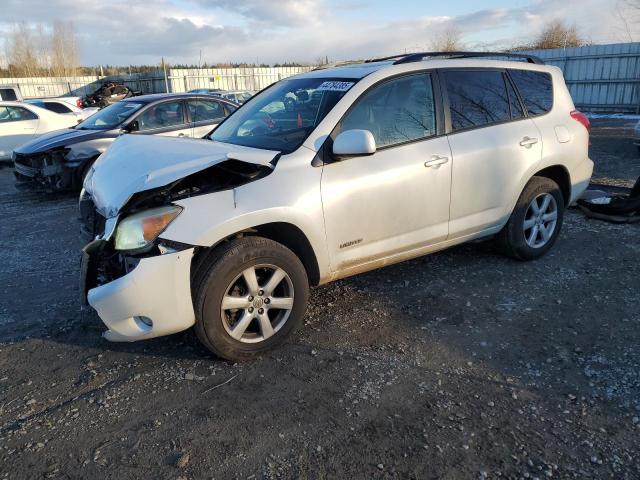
[0, 0, 636, 66]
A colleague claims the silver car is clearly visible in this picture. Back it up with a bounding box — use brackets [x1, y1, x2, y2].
[80, 52, 593, 360]
[14, 93, 237, 191]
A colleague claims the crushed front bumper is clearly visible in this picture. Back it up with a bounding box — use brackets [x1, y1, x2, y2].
[13, 151, 75, 191]
[81, 242, 196, 342]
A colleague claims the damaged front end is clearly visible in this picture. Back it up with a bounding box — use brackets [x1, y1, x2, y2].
[79, 135, 279, 341]
[13, 148, 78, 191]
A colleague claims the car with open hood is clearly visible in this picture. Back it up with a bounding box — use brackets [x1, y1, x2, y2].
[13, 93, 238, 191]
[79, 52, 594, 361]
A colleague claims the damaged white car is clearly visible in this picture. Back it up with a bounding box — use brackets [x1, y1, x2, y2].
[80, 52, 593, 361]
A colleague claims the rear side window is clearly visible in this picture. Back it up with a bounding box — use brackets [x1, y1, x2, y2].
[137, 100, 185, 131]
[44, 102, 72, 114]
[338, 73, 437, 148]
[188, 99, 225, 122]
[443, 70, 510, 131]
[508, 70, 553, 116]
[0, 88, 18, 101]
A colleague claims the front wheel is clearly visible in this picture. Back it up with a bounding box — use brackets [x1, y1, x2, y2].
[193, 237, 309, 361]
[498, 176, 565, 261]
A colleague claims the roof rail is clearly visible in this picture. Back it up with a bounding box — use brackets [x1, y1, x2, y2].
[312, 60, 364, 71]
[365, 51, 545, 65]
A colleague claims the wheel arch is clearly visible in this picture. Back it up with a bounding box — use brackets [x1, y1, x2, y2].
[191, 222, 322, 287]
[532, 165, 571, 207]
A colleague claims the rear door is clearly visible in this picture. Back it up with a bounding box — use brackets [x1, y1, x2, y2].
[187, 98, 229, 138]
[134, 99, 191, 137]
[0, 106, 39, 159]
[441, 69, 542, 237]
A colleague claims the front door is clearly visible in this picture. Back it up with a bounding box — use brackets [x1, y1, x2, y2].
[321, 72, 452, 273]
[0, 106, 39, 159]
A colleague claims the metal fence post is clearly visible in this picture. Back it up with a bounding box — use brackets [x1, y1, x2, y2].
[162, 58, 170, 93]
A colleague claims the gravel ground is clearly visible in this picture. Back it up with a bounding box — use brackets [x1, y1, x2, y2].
[0, 119, 639, 479]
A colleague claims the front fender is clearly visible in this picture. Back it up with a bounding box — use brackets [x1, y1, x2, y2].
[65, 138, 112, 168]
[159, 189, 330, 281]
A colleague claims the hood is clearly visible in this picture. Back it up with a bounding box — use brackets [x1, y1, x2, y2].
[86, 134, 279, 218]
[14, 127, 117, 154]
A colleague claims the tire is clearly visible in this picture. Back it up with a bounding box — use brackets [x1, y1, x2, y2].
[73, 158, 97, 192]
[193, 236, 309, 361]
[498, 176, 565, 261]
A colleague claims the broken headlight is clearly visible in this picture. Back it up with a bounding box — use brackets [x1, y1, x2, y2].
[114, 205, 182, 252]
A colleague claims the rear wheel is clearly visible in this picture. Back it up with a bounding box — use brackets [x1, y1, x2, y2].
[193, 237, 309, 361]
[498, 176, 565, 260]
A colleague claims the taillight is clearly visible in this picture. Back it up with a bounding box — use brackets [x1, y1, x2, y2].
[570, 110, 590, 132]
[76, 98, 84, 108]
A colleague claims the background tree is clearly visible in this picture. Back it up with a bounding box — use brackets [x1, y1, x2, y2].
[3, 21, 80, 77]
[5, 22, 39, 76]
[430, 27, 463, 52]
[531, 20, 587, 49]
[614, 0, 640, 41]
[51, 21, 80, 77]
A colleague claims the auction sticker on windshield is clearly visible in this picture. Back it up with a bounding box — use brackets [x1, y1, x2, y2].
[316, 81, 354, 92]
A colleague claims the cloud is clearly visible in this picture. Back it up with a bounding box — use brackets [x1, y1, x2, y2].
[198, 0, 327, 27]
[0, 0, 630, 66]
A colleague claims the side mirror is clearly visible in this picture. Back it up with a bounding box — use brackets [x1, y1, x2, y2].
[332, 129, 376, 159]
[122, 120, 139, 133]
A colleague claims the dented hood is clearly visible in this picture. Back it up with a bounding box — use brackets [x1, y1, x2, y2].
[85, 134, 279, 217]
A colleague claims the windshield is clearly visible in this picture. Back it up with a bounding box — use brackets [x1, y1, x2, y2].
[210, 78, 356, 153]
[76, 101, 144, 130]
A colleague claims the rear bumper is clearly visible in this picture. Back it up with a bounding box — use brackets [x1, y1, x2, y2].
[85, 247, 196, 342]
[569, 158, 594, 205]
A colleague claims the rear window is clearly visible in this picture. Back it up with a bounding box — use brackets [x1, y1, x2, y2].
[508, 70, 553, 116]
[44, 102, 72, 114]
[0, 88, 18, 101]
[442, 70, 511, 131]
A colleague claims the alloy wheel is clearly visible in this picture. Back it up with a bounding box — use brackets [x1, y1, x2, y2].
[220, 264, 294, 343]
[523, 192, 558, 248]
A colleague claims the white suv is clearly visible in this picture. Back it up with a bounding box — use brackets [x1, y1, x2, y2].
[80, 52, 593, 361]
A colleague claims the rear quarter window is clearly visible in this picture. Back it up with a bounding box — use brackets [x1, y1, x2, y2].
[508, 70, 553, 116]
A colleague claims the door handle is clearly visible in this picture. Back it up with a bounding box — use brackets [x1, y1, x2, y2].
[424, 155, 449, 168]
[519, 136, 539, 148]
[177, 133, 185, 137]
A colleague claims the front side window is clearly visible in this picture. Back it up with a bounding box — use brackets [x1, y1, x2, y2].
[0, 106, 12, 122]
[188, 99, 225, 123]
[76, 101, 143, 130]
[211, 77, 356, 153]
[509, 70, 553, 116]
[2, 107, 38, 122]
[137, 101, 186, 131]
[443, 70, 511, 131]
[336, 73, 436, 148]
